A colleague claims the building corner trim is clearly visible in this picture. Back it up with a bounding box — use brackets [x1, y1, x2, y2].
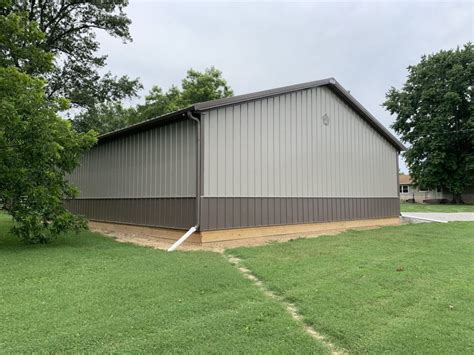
[187, 111, 201, 229]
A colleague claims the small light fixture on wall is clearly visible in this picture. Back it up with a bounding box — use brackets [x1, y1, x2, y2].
[322, 114, 330, 126]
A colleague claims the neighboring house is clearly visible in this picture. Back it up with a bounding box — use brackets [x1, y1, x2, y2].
[66, 78, 405, 244]
[399, 175, 474, 204]
[399, 175, 445, 203]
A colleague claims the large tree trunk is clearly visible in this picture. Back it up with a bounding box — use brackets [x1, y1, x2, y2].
[452, 193, 464, 204]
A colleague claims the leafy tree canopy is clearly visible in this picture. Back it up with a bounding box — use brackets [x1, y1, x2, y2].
[75, 67, 234, 134]
[0, 6, 97, 243]
[1, 0, 141, 110]
[384, 43, 474, 203]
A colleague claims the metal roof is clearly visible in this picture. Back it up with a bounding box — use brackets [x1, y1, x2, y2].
[98, 78, 405, 151]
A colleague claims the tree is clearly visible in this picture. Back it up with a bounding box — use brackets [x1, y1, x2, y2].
[0, 8, 96, 243]
[73, 102, 138, 135]
[384, 43, 474, 203]
[137, 66, 233, 122]
[1, 0, 141, 110]
[0, 67, 96, 243]
[75, 67, 234, 134]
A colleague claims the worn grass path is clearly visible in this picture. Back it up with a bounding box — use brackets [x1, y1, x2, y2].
[228, 222, 474, 354]
[224, 253, 346, 355]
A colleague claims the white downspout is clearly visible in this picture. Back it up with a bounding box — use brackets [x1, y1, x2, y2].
[168, 111, 201, 252]
[168, 225, 199, 252]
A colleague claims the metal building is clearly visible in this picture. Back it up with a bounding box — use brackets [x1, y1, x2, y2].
[66, 78, 405, 244]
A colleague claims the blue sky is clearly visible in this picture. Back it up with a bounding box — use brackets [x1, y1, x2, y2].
[97, 0, 473, 173]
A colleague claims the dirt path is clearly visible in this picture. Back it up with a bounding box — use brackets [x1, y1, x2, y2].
[223, 253, 348, 355]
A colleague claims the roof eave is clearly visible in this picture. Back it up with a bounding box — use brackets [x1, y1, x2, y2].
[97, 106, 194, 143]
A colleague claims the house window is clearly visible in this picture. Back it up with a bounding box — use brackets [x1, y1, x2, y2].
[436, 187, 442, 193]
[400, 185, 409, 194]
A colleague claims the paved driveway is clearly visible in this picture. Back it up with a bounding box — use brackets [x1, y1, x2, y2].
[401, 212, 474, 222]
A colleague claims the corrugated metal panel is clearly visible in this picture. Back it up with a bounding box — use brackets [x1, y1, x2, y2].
[68, 119, 197, 198]
[202, 86, 398, 198]
[200, 197, 400, 230]
[65, 198, 195, 229]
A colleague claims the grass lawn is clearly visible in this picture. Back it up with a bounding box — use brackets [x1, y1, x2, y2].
[0, 213, 322, 353]
[400, 203, 474, 213]
[229, 222, 474, 354]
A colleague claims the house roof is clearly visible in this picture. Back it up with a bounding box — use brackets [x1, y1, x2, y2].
[98, 78, 406, 151]
[399, 175, 412, 185]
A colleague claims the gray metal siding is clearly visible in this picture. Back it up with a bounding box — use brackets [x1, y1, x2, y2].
[68, 119, 197, 198]
[202, 86, 398, 198]
[65, 198, 195, 229]
[200, 197, 399, 230]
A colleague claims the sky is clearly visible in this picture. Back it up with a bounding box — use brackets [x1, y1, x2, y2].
[96, 0, 473, 173]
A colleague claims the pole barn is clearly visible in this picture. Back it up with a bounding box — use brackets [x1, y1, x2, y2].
[66, 78, 405, 245]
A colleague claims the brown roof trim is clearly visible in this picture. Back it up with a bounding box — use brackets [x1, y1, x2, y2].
[97, 77, 405, 151]
[98, 107, 192, 142]
[193, 78, 333, 111]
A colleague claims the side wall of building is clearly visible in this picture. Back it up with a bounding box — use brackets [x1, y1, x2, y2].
[200, 86, 400, 230]
[66, 119, 197, 229]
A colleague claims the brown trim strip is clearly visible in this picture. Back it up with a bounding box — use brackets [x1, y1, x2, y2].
[200, 197, 400, 231]
[65, 198, 196, 229]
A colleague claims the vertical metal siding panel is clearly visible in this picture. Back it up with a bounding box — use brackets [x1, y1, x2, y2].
[254, 198, 262, 226]
[261, 99, 269, 197]
[240, 198, 248, 227]
[233, 198, 240, 227]
[321, 89, 328, 197]
[172, 124, 178, 197]
[142, 131, 147, 198]
[297, 91, 304, 197]
[300, 91, 307, 198]
[255, 100, 263, 196]
[314, 88, 321, 197]
[331, 89, 338, 197]
[203, 113, 209, 196]
[240, 103, 249, 197]
[290, 92, 297, 197]
[233, 105, 241, 197]
[268, 98, 275, 197]
[174, 124, 180, 197]
[145, 130, 150, 198]
[159, 126, 164, 197]
[225, 106, 233, 197]
[274, 97, 281, 197]
[248, 102, 256, 196]
[216, 108, 225, 196]
[225, 198, 233, 228]
[285, 94, 292, 196]
[210, 197, 217, 230]
[268, 197, 275, 225]
[216, 198, 225, 229]
[247, 198, 255, 226]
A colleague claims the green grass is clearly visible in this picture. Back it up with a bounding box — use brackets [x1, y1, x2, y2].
[0, 213, 322, 353]
[400, 203, 474, 213]
[229, 223, 474, 354]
